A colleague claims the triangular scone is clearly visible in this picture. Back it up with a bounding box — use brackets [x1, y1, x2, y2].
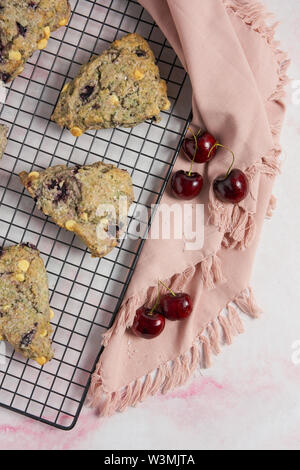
[0, 0, 71, 83]
[51, 33, 170, 136]
[0, 124, 8, 159]
[0, 244, 54, 365]
[20, 162, 134, 258]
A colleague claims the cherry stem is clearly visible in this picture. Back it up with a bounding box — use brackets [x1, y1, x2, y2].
[159, 280, 176, 297]
[207, 143, 235, 178]
[187, 127, 202, 176]
[149, 283, 161, 315]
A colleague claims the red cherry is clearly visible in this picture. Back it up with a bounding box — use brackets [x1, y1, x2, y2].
[132, 307, 165, 339]
[171, 170, 203, 200]
[213, 169, 249, 204]
[183, 131, 217, 164]
[160, 293, 193, 321]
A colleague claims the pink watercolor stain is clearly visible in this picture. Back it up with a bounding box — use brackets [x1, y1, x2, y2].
[0, 408, 101, 450]
[150, 376, 230, 427]
[164, 377, 224, 401]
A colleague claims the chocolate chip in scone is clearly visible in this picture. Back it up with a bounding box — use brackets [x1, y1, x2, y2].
[135, 49, 146, 57]
[54, 182, 68, 203]
[17, 22, 27, 37]
[73, 165, 81, 175]
[0, 72, 10, 83]
[46, 174, 82, 206]
[20, 242, 38, 251]
[47, 179, 66, 201]
[0, 43, 5, 64]
[80, 85, 94, 102]
[28, 2, 39, 9]
[48, 179, 58, 190]
[20, 328, 37, 349]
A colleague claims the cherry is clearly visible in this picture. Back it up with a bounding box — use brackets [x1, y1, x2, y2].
[183, 130, 218, 164]
[214, 169, 249, 204]
[160, 292, 193, 321]
[132, 307, 165, 339]
[171, 127, 209, 200]
[171, 170, 203, 200]
[159, 281, 193, 321]
[211, 143, 249, 204]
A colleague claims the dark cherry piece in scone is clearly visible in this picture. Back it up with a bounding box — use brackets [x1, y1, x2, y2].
[0, 0, 71, 83]
[0, 124, 8, 159]
[51, 33, 170, 136]
[0, 244, 54, 365]
[19, 162, 134, 258]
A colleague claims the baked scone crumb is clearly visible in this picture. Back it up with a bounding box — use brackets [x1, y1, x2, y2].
[0, 244, 54, 364]
[0, 0, 71, 83]
[0, 124, 8, 159]
[52, 33, 170, 134]
[20, 162, 134, 258]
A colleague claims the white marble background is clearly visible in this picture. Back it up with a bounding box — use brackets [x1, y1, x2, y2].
[0, 0, 299, 450]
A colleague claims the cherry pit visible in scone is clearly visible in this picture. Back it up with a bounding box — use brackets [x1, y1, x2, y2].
[0, 244, 54, 365]
[51, 33, 170, 136]
[0, 124, 8, 159]
[20, 162, 134, 258]
[0, 0, 71, 83]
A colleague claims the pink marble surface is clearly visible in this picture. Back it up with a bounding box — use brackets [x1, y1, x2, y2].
[0, 0, 300, 450]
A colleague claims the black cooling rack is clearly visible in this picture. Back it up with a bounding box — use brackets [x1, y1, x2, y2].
[0, 0, 191, 430]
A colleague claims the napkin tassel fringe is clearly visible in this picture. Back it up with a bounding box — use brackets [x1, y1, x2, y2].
[266, 194, 277, 219]
[89, 0, 288, 419]
[208, 201, 257, 251]
[208, 0, 289, 249]
[208, 147, 281, 249]
[90, 287, 262, 416]
[223, 0, 290, 102]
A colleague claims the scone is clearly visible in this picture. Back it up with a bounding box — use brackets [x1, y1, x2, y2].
[51, 33, 170, 136]
[0, 0, 71, 83]
[0, 124, 8, 159]
[20, 162, 134, 258]
[0, 244, 54, 365]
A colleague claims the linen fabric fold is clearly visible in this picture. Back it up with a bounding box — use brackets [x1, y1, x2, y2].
[89, 0, 289, 416]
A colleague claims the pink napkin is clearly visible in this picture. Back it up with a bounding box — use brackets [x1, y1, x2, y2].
[89, 0, 289, 415]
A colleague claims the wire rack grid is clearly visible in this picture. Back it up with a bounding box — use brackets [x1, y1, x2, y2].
[0, 0, 191, 430]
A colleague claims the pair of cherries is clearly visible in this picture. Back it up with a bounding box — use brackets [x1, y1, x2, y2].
[132, 282, 192, 339]
[171, 130, 249, 204]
